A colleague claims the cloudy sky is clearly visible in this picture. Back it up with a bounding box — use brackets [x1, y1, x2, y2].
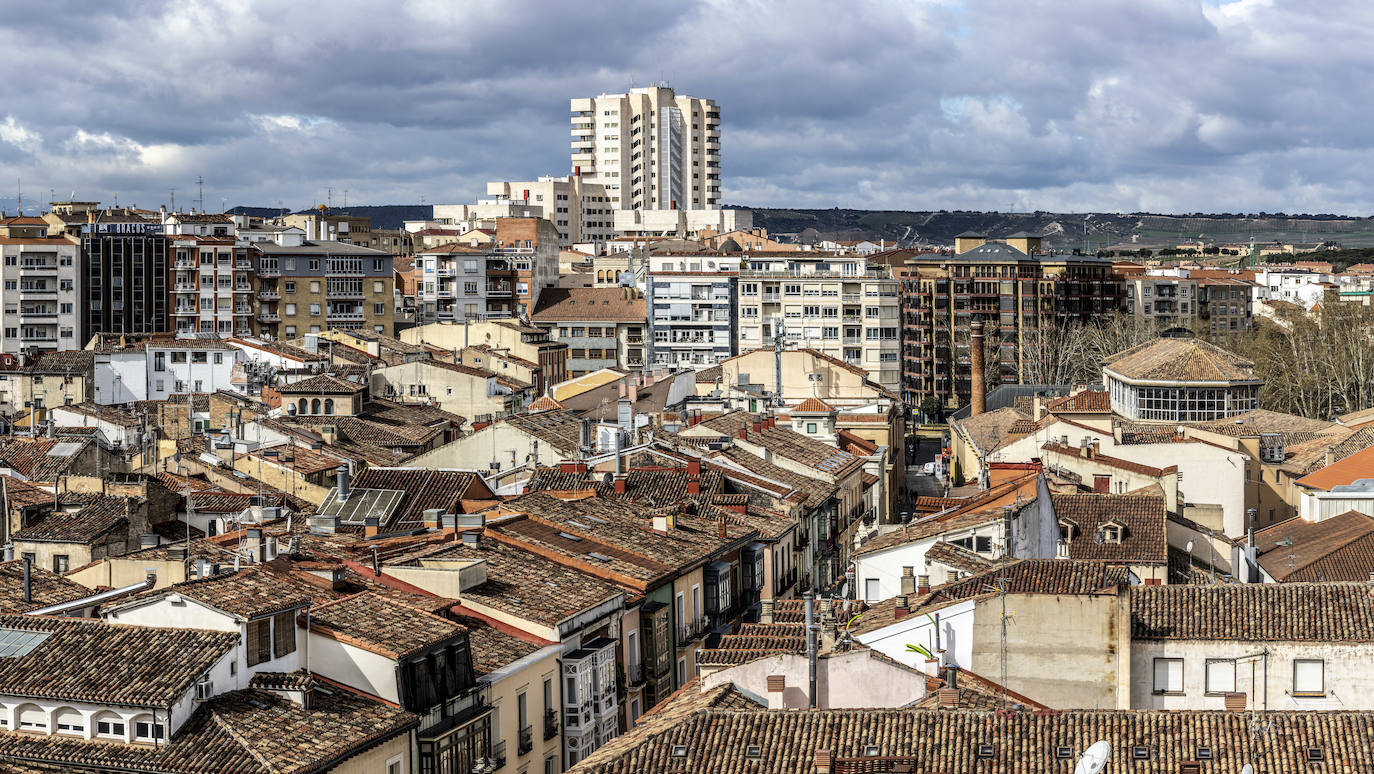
[0, 0, 1369, 215]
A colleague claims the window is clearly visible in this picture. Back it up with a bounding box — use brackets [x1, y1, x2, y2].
[16, 704, 46, 731]
[284, 281, 296, 293]
[1204, 659, 1235, 695]
[54, 708, 83, 734]
[310, 303, 321, 316]
[273, 610, 296, 658]
[154, 352, 166, 372]
[247, 617, 272, 666]
[1153, 658, 1184, 695]
[310, 281, 320, 293]
[285, 303, 296, 315]
[374, 303, 385, 315]
[386, 756, 403, 774]
[134, 719, 165, 741]
[1293, 659, 1324, 696]
[52, 555, 68, 573]
[213, 352, 223, 364]
[865, 578, 881, 602]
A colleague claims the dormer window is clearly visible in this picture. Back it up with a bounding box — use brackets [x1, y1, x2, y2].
[1098, 521, 1125, 544]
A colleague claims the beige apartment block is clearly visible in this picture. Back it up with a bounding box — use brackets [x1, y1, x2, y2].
[735, 253, 902, 393]
[570, 85, 721, 210]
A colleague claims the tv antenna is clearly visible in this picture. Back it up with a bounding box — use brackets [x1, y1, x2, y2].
[194, 175, 204, 213]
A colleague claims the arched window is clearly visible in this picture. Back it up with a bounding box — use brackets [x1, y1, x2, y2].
[93, 711, 125, 739]
[311, 398, 321, 414]
[297, 398, 307, 415]
[596, 270, 604, 282]
[132, 714, 164, 742]
[324, 398, 334, 415]
[15, 704, 46, 732]
[54, 707, 84, 735]
[615, 271, 622, 283]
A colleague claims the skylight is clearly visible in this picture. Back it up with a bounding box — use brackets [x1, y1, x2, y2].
[0, 628, 50, 658]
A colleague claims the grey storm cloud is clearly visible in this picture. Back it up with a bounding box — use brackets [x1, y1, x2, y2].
[1, 0, 1372, 214]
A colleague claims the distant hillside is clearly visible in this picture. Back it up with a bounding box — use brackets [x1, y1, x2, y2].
[736, 208, 1374, 249]
[229, 205, 431, 231]
[227, 203, 1374, 249]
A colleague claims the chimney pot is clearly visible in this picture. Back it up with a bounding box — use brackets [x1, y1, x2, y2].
[917, 574, 931, 595]
[1224, 692, 1247, 712]
[614, 474, 627, 494]
[937, 687, 960, 708]
[760, 599, 775, 624]
[687, 480, 701, 495]
[687, 460, 701, 477]
[363, 516, 379, 538]
[738, 428, 747, 440]
[717, 519, 727, 539]
[900, 567, 916, 595]
[894, 596, 909, 619]
[766, 674, 786, 693]
[814, 750, 832, 774]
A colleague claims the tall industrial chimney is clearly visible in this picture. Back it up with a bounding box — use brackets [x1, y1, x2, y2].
[970, 318, 987, 417]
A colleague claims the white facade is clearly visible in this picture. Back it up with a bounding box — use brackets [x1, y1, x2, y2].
[855, 598, 977, 670]
[612, 207, 752, 239]
[93, 344, 239, 405]
[646, 254, 740, 368]
[0, 239, 81, 353]
[571, 86, 720, 211]
[1131, 640, 1374, 710]
[483, 176, 617, 243]
[1252, 268, 1331, 309]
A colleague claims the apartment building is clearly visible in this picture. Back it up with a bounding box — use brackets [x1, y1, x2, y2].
[530, 287, 646, 375]
[0, 236, 81, 353]
[1196, 276, 1256, 332]
[645, 245, 740, 368]
[484, 175, 618, 243]
[411, 218, 560, 323]
[402, 320, 568, 395]
[571, 85, 721, 211]
[900, 233, 1124, 409]
[280, 210, 371, 243]
[251, 230, 394, 339]
[167, 234, 255, 338]
[735, 251, 901, 394]
[1124, 274, 1198, 329]
[79, 211, 170, 345]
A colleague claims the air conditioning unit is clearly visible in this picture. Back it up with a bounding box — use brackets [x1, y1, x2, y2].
[194, 679, 214, 701]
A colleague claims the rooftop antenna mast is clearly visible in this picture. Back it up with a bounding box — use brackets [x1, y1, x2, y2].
[14, 178, 20, 215]
[193, 175, 204, 213]
[169, 189, 175, 213]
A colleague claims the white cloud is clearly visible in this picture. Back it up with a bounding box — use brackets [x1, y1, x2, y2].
[0, 117, 41, 155]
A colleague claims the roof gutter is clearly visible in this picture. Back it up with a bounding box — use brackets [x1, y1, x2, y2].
[26, 574, 155, 616]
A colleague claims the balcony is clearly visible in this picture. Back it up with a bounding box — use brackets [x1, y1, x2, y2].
[518, 725, 533, 756]
[257, 313, 280, 323]
[544, 708, 558, 741]
[327, 309, 364, 320]
[19, 263, 56, 275]
[676, 617, 707, 644]
[234, 259, 252, 269]
[235, 328, 251, 336]
[234, 284, 252, 292]
[256, 266, 280, 278]
[172, 307, 198, 316]
[258, 290, 280, 300]
[174, 258, 196, 269]
[486, 285, 513, 298]
[626, 661, 644, 687]
[489, 739, 507, 769]
[234, 306, 252, 315]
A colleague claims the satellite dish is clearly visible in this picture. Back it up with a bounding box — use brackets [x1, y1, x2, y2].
[1241, 766, 1254, 774]
[1074, 741, 1110, 774]
[1186, 540, 1194, 553]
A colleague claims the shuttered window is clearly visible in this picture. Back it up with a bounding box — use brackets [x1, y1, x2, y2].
[273, 611, 296, 658]
[247, 618, 271, 666]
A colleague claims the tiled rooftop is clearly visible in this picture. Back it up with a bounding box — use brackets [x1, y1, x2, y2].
[0, 682, 415, 773]
[345, 468, 488, 531]
[0, 560, 94, 613]
[13, 495, 130, 544]
[1130, 582, 1374, 641]
[1254, 511, 1374, 582]
[1102, 336, 1259, 383]
[0, 437, 91, 481]
[569, 691, 1374, 773]
[1052, 493, 1168, 564]
[309, 591, 465, 659]
[158, 568, 313, 620]
[0, 615, 236, 707]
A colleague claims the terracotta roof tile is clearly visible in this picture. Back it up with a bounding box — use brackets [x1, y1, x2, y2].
[0, 559, 94, 613]
[0, 615, 236, 707]
[1130, 582, 1374, 640]
[1047, 389, 1111, 413]
[13, 494, 129, 544]
[1254, 511, 1374, 582]
[1102, 337, 1258, 383]
[1051, 493, 1168, 564]
[309, 591, 466, 659]
[162, 567, 313, 620]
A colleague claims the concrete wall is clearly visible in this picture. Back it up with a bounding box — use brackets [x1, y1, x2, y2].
[969, 592, 1125, 710]
[67, 557, 187, 591]
[856, 599, 976, 670]
[699, 650, 926, 709]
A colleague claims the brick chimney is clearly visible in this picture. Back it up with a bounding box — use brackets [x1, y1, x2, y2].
[937, 687, 960, 708]
[900, 566, 916, 595]
[614, 474, 627, 494]
[363, 516, 379, 538]
[917, 574, 931, 595]
[894, 595, 909, 619]
[766, 674, 786, 709]
[760, 599, 774, 624]
[814, 750, 832, 774]
[738, 427, 747, 440]
[717, 519, 727, 539]
[688, 459, 701, 476]
[969, 318, 986, 417]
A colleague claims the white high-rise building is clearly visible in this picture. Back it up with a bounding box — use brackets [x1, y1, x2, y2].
[570, 85, 721, 212]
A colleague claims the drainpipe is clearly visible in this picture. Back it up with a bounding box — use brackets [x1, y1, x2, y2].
[804, 591, 817, 708]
